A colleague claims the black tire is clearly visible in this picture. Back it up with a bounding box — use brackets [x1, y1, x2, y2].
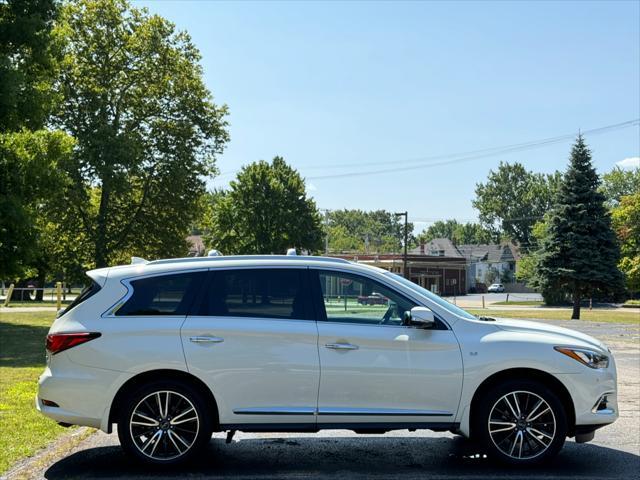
[473, 380, 567, 466]
[117, 379, 212, 465]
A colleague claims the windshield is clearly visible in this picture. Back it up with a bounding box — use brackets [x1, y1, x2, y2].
[383, 272, 477, 320]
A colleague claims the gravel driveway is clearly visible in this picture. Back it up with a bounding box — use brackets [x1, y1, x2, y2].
[6, 319, 639, 480]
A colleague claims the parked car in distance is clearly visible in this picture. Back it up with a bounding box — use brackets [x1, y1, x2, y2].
[488, 283, 505, 293]
[37, 254, 617, 467]
[357, 292, 388, 305]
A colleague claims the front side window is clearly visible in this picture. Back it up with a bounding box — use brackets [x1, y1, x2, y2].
[384, 271, 476, 320]
[117, 271, 206, 316]
[198, 268, 312, 320]
[317, 270, 416, 326]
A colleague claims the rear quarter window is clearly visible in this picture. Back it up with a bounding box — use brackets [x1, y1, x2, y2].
[60, 278, 101, 316]
[116, 271, 206, 316]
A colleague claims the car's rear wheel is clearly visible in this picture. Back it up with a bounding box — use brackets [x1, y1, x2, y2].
[117, 380, 212, 465]
[474, 380, 567, 465]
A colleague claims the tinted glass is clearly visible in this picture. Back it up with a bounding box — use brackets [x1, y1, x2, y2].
[117, 272, 206, 316]
[317, 270, 416, 326]
[59, 278, 101, 317]
[384, 271, 476, 320]
[199, 269, 312, 320]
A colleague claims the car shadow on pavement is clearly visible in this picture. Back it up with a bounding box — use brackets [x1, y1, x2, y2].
[44, 436, 640, 479]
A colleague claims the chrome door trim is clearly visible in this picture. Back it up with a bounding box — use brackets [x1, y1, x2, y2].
[325, 343, 359, 350]
[233, 407, 453, 416]
[189, 336, 224, 343]
[233, 407, 317, 415]
[317, 407, 453, 417]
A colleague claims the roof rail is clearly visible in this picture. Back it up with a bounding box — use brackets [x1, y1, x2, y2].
[148, 255, 351, 266]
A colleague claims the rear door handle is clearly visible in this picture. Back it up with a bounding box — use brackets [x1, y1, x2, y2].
[325, 343, 359, 350]
[189, 336, 224, 344]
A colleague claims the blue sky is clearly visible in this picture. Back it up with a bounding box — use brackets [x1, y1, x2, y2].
[137, 0, 639, 232]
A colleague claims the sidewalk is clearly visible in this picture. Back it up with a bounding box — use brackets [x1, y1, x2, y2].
[0, 306, 58, 313]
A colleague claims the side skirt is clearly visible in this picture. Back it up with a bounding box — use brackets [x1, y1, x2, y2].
[217, 422, 459, 433]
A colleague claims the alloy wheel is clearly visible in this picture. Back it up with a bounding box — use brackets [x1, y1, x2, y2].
[129, 390, 200, 461]
[488, 390, 556, 460]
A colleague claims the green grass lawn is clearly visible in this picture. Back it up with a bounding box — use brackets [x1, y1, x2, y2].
[1, 301, 70, 309]
[467, 308, 640, 323]
[0, 312, 71, 474]
[323, 298, 639, 324]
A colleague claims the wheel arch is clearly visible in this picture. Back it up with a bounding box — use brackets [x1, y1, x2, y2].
[469, 368, 576, 438]
[107, 369, 219, 433]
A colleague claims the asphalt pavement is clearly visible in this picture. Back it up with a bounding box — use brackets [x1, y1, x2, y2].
[5, 318, 639, 480]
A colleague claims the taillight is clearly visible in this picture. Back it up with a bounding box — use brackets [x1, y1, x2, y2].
[46, 332, 101, 355]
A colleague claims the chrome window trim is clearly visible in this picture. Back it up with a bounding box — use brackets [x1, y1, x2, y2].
[101, 268, 209, 318]
[102, 263, 454, 330]
[185, 315, 316, 324]
[102, 265, 309, 318]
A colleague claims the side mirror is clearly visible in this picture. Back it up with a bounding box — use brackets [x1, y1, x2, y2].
[405, 306, 435, 328]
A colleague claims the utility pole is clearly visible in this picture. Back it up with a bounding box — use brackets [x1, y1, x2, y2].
[322, 209, 330, 255]
[395, 211, 409, 279]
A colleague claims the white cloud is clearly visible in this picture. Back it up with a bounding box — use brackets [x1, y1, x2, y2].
[307, 183, 317, 192]
[616, 157, 640, 169]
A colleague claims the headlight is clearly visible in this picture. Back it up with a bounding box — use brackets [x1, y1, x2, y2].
[554, 347, 609, 369]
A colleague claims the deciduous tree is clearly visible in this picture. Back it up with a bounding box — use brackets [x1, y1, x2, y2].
[204, 157, 323, 255]
[611, 193, 640, 293]
[53, 0, 229, 268]
[416, 219, 492, 246]
[473, 162, 561, 249]
[600, 166, 640, 207]
[0, 0, 72, 284]
[326, 209, 413, 253]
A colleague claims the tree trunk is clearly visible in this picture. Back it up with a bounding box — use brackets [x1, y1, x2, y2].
[94, 180, 111, 268]
[34, 270, 46, 301]
[10, 280, 33, 302]
[571, 284, 581, 320]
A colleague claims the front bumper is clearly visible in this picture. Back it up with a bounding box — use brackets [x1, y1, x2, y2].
[555, 360, 618, 439]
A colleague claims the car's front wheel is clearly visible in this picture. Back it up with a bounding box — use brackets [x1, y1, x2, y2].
[117, 380, 212, 465]
[474, 380, 567, 465]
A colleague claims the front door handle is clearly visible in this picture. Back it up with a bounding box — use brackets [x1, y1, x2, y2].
[189, 336, 224, 344]
[325, 342, 359, 350]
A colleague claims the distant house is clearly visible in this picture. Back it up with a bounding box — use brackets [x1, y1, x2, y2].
[456, 243, 518, 290]
[407, 239, 519, 293]
[331, 239, 467, 296]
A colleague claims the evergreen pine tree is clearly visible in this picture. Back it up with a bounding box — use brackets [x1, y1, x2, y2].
[537, 136, 624, 319]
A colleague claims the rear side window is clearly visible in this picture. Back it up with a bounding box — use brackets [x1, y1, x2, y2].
[198, 268, 312, 320]
[60, 278, 101, 316]
[117, 271, 206, 316]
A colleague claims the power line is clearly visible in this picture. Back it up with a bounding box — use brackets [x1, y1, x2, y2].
[307, 119, 639, 180]
[214, 118, 638, 179]
[313, 118, 638, 171]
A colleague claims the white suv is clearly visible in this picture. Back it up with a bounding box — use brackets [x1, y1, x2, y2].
[37, 255, 617, 466]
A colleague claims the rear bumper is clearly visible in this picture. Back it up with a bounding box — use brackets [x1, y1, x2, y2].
[35, 393, 102, 429]
[36, 354, 130, 431]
